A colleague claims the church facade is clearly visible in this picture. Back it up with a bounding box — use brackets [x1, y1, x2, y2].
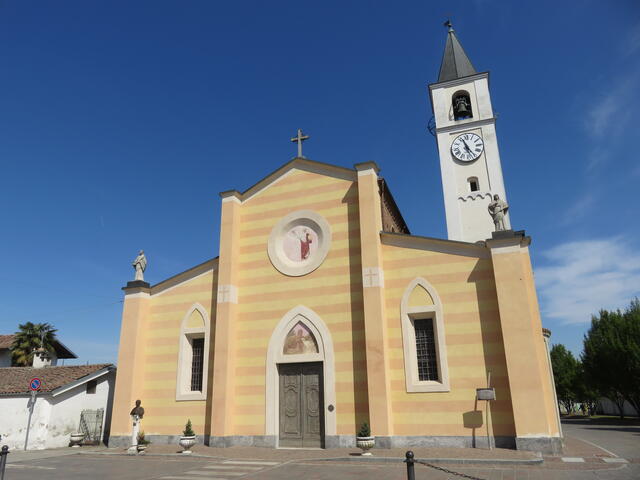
[109, 27, 562, 453]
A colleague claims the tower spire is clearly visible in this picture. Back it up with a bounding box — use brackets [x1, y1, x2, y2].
[437, 21, 477, 82]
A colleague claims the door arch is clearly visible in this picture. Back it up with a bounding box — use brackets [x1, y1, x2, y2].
[265, 305, 336, 445]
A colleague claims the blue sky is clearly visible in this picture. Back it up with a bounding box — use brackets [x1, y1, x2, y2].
[1, 1, 638, 364]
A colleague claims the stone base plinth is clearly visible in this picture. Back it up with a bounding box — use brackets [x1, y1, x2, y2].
[515, 436, 563, 454]
[123, 280, 150, 290]
[109, 434, 563, 454]
[490, 229, 526, 240]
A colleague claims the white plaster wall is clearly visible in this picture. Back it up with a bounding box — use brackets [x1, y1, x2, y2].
[0, 350, 11, 367]
[45, 375, 114, 448]
[431, 75, 493, 128]
[447, 127, 490, 195]
[431, 74, 511, 243]
[0, 372, 115, 450]
[458, 194, 493, 241]
[0, 395, 52, 450]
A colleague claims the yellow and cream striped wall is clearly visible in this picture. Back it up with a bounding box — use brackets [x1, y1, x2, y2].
[382, 240, 515, 438]
[140, 264, 217, 435]
[109, 158, 560, 452]
[231, 167, 367, 437]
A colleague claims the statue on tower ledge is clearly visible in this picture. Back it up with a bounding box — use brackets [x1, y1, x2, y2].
[488, 194, 509, 231]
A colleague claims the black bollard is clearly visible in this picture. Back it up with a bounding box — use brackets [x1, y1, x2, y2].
[405, 450, 415, 480]
[0, 445, 9, 480]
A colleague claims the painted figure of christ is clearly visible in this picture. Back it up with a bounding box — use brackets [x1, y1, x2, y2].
[284, 227, 318, 262]
[300, 230, 313, 260]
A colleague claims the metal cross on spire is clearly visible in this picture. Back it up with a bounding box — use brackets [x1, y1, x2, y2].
[290, 129, 309, 158]
[444, 19, 454, 32]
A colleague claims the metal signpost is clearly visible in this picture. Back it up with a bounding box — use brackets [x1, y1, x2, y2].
[24, 377, 41, 451]
[476, 371, 496, 450]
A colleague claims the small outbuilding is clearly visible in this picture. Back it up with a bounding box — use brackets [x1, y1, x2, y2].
[0, 363, 116, 450]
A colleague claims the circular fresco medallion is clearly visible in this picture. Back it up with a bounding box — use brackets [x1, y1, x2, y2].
[267, 210, 331, 277]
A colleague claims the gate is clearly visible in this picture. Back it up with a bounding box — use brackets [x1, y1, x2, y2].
[78, 409, 104, 445]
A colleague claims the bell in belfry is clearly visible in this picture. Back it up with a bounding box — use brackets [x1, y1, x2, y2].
[454, 95, 471, 118]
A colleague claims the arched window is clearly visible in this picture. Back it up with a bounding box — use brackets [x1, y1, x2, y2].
[176, 304, 210, 401]
[452, 90, 473, 120]
[400, 278, 450, 392]
[468, 176, 480, 192]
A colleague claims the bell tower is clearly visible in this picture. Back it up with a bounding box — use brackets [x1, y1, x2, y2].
[429, 22, 510, 243]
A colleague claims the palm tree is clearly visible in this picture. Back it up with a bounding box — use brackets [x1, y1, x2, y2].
[11, 322, 58, 366]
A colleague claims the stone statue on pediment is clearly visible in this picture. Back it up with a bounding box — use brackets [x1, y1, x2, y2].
[132, 251, 147, 281]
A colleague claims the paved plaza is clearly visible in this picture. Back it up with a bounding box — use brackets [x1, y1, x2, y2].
[4, 419, 639, 480]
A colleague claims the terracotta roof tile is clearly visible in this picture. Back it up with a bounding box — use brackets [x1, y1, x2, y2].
[0, 364, 113, 395]
[0, 334, 15, 349]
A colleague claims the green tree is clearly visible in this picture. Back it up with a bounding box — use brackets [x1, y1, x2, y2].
[550, 344, 579, 414]
[619, 299, 640, 414]
[572, 362, 599, 416]
[581, 300, 640, 418]
[10, 322, 58, 366]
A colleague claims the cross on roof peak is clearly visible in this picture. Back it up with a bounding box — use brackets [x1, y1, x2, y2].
[291, 129, 309, 158]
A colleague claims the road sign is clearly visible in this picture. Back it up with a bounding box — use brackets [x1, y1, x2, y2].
[476, 387, 496, 401]
[29, 377, 41, 391]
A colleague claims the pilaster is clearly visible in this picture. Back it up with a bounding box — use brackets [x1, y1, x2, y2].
[486, 231, 562, 452]
[110, 281, 151, 437]
[210, 191, 242, 438]
[354, 162, 393, 437]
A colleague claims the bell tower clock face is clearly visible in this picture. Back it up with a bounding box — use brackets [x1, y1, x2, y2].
[451, 133, 484, 162]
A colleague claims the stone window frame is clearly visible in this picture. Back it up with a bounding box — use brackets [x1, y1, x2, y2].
[175, 303, 210, 401]
[265, 305, 336, 443]
[400, 277, 450, 393]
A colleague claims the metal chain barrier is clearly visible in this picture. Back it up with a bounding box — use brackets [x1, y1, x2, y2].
[416, 459, 487, 480]
[405, 451, 487, 480]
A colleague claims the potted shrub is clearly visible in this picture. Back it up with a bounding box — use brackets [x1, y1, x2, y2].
[179, 419, 197, 454]
[136, 431, 151, 453]
[69, 432, 85, 447]
[355, 422, 375, 455]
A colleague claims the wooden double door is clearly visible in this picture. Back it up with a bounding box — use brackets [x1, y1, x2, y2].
[278, 362, 324, 448]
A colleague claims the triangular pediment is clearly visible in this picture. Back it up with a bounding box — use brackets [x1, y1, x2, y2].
[220, 157, 360, 204]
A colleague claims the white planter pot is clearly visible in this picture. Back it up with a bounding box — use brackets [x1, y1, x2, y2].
[356, 436, 375, 455]
[69, 433, 84, 448]
[179, 435, 197, 454]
